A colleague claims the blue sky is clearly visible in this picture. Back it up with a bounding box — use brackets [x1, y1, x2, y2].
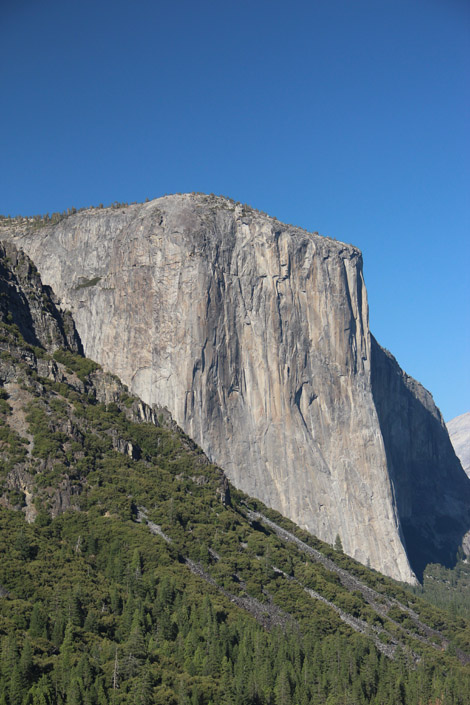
[1, 0, 468, 420]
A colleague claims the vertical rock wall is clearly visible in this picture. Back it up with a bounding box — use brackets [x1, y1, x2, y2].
[371, 338, 470, 579]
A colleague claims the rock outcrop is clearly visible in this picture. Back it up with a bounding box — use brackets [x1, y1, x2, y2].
[3, 194, 469, 582]
[0, 241, 81, 354]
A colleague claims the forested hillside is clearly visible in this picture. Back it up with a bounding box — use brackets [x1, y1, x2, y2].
[1, 243, 470, 704]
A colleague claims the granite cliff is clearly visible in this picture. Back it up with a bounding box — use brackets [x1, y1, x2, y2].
[370, 341, 470, 579]
[2, 194, 469, 582]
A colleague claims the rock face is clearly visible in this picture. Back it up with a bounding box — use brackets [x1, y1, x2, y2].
[447, 412, 470, 478]
[370, 341, 470, 579]
[3, 194, 469, 582]
[0, 241, 81, 354]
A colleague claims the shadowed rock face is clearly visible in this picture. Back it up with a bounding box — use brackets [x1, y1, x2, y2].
[371, 339, 470, 580]
[3, 194, 469, 582]
[0, 241, 81, 354]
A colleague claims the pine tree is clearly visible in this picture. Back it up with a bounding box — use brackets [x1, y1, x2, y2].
[76, 654, 94, 693]
[177, 677, 191, 705]
[1, 634, 19, 680]
[130, 549, 144, 597]
[19, 640, 34, 688]
[55, 622, 75, 697]
[219, 657, 236, 705]
[275, 664, 292, 705]
[334, 534, 343, 553]
[14, 530, 33, 560]
[110, 587, 122, 615]
[131, 662, 153, 705]
[65, 676, 84, 705]
[29, 603, 47, 639]
[9, 665, 24, 705]
[67, 589, 83, 627]
[123, 610, 146, 678]
[23, 674, 54, 705]
[51, 611, 65, 647]
[96, 680, 108, 705]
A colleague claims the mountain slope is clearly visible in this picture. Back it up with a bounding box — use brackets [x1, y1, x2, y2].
[1, 243, 470, 703]
[2, 197, 469, 583]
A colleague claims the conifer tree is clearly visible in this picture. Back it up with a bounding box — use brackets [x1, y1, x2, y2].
[275, 663, 293, 705]
[14, 530, 33, 560]
[131, 662, 153, 705]
[19, 640, 34, 688]
[51, 611, 65, 648]
[65, 676, 84, 705]
[24, 674, 54, 705]
[29, 604, 47, 639]
[55, 622, 75, 697]
[9, 665, 24, 705]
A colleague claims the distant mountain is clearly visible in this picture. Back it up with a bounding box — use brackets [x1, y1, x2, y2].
[447, 412, 470, 478]
[2, 195, 469, 583]
[2, 243, 470, 703]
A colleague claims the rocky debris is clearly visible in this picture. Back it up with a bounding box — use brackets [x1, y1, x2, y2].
[184, 557, 294, 632]
[137, 500, 293, 631]
[109, 431, 140, 459]
[136, 507, 172, 543]
[2, 468, 37, 522]
[447, 411, 470, 478]
[2, 195, 469, 583]
[244, 508, 457, 655]
[271, 564, 401, 659]
[2, 382, 34, 451]
[48, 478, 82, 518]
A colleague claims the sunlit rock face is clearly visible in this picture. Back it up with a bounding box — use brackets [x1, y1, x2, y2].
[4, 194, 469, 582]
[447, 412, 470, 478]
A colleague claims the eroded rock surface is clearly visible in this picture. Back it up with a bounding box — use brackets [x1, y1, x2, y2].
[3, 195, 469, 582]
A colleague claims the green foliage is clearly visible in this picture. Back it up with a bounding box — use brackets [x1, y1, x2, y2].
[52, 349, 100, 381]
[74, 277, 102, 291]
[411, 559, 470, 622]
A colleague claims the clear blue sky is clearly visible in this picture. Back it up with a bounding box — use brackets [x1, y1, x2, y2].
[1, 0, 468, 420]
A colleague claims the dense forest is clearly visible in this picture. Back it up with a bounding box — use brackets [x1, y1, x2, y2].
[1, 244, 470, 704]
